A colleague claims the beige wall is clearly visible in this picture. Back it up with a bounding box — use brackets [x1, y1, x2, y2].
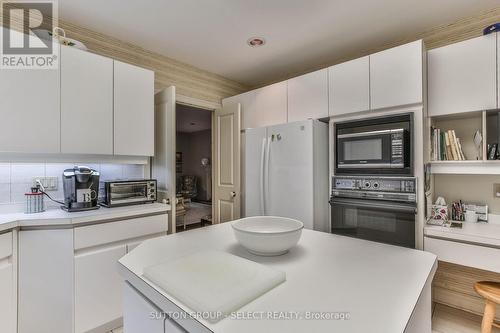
[434, 174, 500, 214]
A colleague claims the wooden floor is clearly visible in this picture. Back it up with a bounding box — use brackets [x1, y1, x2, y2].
[111, 303, 499, 333]
[433, 303, 500, 333]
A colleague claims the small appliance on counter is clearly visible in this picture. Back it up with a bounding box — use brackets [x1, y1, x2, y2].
[62, 166, 100, 212]
[99, 179, 157, 207]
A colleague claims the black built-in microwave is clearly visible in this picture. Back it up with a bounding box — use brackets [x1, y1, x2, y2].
[335, 113, 413, 175]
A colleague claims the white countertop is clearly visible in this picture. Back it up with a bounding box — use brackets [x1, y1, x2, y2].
[119, 223, 437, 333]
[424, 222, 500, 248]
[0, 202, 170, 232]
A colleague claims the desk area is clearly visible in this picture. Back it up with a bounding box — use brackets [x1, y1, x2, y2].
[424, 221, 500, 273]
[424, 220, 500, 321]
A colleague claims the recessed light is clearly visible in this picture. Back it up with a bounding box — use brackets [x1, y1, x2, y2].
[247, 37, 266, 47]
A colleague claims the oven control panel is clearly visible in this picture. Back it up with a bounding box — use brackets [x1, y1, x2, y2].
[332, 176, 417, 202]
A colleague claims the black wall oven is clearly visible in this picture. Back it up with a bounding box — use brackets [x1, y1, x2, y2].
[335, 113, 413, 175]
[330, 176, 417, 248]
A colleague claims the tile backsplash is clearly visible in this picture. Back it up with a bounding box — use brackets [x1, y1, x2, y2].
[0, 162, 145, 204]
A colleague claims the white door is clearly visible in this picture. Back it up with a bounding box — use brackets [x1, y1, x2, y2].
[61, 45, 113, 154]
[214, 103, 241, 223]
[153, 87, 177, 232]
[114, 60, 155, 156]
[329, 56, 370, 115]
[287, 69, 329, 122]
[428, 34, 497, 116]
[0, 28, 60, 153]
[243, 127, 267, 217]
[267, 121, 314, 229]
[74, 244, 127, 333]
[370, 40, 423, 110]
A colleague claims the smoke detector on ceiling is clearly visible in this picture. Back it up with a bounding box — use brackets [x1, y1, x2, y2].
[247, 37, 266, 47]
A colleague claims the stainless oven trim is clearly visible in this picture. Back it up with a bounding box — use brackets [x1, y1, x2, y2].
[337, 128, 404, 139]
[329, 197, 417, 214]
[338, 163, 404, 168]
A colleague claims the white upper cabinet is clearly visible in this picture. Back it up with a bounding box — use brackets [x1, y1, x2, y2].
[428, 34, 497, 116]
[61, 46, 113, 154]
[287, 69, 328, 122]
[113, 61, 154, 156]
[370, 40, 423, 110]
[253, 81, 288, 128]
[0, 29, 60, 153]
[223, 90, 256, 129]
[329, 56, 370, 116]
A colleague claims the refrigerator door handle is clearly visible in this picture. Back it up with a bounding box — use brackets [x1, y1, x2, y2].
[259, 137, 266, 215]
[264, 135, 272, 215]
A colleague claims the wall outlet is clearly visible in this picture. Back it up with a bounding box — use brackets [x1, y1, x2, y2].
[494, 184, 500, 198]
[32, 177, 58, 191]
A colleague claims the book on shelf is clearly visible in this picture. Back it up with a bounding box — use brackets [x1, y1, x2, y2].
[431, 127, 467, 161]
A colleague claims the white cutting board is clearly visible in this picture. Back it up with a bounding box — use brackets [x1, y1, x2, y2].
[143, 250, 286, 323]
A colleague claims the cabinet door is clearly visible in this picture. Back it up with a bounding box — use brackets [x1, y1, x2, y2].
[428, 34, 497, 116]
[0, 28, 60, 153]
[61, 46, 113, 154]
[114, 61, 155, 156]
[123, 283, 164, 333]
[0, 263, 14, 333]
[329, 56, 370, 115]
[223, 90, 256, 129]
[287, 69, 328, 122]
[18, 229, 74, 333]
[75, 244, 127, 333]
[253, 82, 287, 128]
[370, 40, 423, 110]
[0, 232, 14, 333]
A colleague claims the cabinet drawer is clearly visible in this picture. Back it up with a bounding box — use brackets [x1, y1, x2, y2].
[0, 232, 12, 260]
[74, 214, 168, 250]
[424, 236, 500, 273]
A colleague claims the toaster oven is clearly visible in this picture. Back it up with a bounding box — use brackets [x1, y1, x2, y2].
[99, 180, 157, 207]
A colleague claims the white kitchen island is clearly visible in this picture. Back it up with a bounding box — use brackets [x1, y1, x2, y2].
[118, 223, 437, 333]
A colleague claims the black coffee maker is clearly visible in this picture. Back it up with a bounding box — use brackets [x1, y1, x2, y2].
[62, 166, 100, 212]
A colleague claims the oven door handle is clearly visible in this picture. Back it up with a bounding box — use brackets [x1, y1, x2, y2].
[329, 198, 417, 214]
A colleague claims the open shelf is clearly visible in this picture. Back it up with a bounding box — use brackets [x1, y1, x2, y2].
[427, 110, 500, 174]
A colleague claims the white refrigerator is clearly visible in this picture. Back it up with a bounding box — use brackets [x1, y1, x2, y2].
[243, 119, 329, 232]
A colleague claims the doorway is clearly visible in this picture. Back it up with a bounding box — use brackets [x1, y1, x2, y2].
[175, 103, 213, 231]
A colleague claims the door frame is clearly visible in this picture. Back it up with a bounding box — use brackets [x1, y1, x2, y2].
[176, 94, 219, 228]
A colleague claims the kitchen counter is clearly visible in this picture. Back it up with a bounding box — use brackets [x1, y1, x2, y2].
[119, 223, 437, 333]
[424, 222, 500, 248]
[0, 202, 170, 232]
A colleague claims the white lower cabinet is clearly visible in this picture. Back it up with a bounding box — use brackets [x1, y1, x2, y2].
[75, 244, 127, 333]
[0, 232, 14, 333]
[18, 229, 74, 333]
[124, 282, 186, 333]
[16, 213, 168, 333]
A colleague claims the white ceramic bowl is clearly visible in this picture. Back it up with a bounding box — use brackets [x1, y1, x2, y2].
[231, 216, 303, 256]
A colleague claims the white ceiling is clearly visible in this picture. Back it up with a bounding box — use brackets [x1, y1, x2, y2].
[58, 0, 500, 86]
[176, 104, 211, 133]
